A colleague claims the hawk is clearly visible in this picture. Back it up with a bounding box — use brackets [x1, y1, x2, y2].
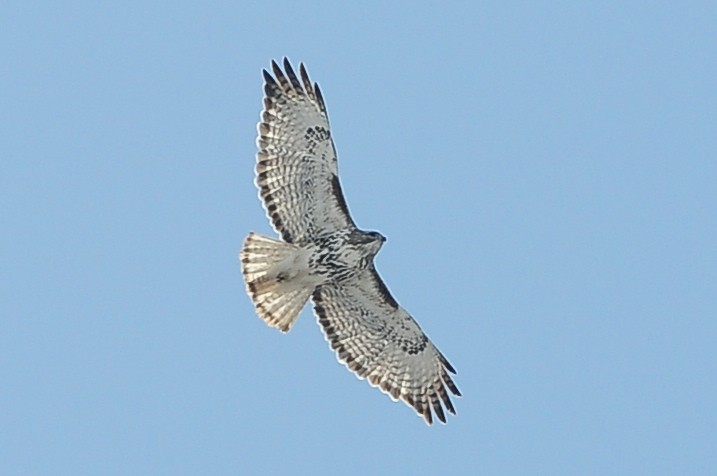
[240, 59, 460, 424]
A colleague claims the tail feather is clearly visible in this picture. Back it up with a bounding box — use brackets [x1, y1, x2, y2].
[240, 232, 314, 332]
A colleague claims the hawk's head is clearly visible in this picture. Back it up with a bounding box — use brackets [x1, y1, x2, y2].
[364, 230, 386, 261]
[366, 231, 386, 244]
[348, 229, 386, 259]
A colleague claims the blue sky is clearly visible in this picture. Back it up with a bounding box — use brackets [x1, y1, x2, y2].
[2, 1, 715, 474]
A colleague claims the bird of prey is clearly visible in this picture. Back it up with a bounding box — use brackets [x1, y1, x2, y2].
[240, 58, 460, 424]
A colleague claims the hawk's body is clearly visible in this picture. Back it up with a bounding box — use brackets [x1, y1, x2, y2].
[240, 59, 460, 424]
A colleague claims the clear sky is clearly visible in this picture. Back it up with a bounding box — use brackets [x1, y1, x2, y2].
[2, 1, 716, 474]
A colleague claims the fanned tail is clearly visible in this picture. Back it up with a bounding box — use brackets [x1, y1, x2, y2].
[240, 232, 315, 332]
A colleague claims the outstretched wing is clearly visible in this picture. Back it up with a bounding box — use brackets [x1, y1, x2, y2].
[256, 58, 356, 244]
[312, 270, 461, 425]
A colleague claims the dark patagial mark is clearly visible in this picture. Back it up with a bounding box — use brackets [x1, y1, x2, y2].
[370, 269, 399, 309]
[330, 174, 353, 222]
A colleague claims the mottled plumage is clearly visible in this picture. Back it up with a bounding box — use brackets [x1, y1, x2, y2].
[240, 59, 460, 425]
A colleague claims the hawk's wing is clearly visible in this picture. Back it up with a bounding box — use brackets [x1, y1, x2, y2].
[256, 59, 356, 244]
[312, 270, 461, 425]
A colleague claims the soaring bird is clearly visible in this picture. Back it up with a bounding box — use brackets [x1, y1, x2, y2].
[240, 59, 460, 424]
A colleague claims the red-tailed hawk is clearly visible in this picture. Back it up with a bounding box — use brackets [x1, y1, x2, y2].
[240, 59, 460, 424]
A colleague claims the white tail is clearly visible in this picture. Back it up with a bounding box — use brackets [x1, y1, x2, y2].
[240, 232, 315, 332]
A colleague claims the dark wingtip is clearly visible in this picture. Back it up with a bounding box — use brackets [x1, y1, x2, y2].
[439, 351, 457, 374]
[314, 82, 326, 111]
[270, 59, 281, 73]
[262, 69, 275, 85]
[271, 60, 284, 83]
[433, 399, 446, 424]
[299, 62, 309, 82]
[423, 407, 433, 425]
[299, 63, 314, 99]
[282, 58, 303, 93]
